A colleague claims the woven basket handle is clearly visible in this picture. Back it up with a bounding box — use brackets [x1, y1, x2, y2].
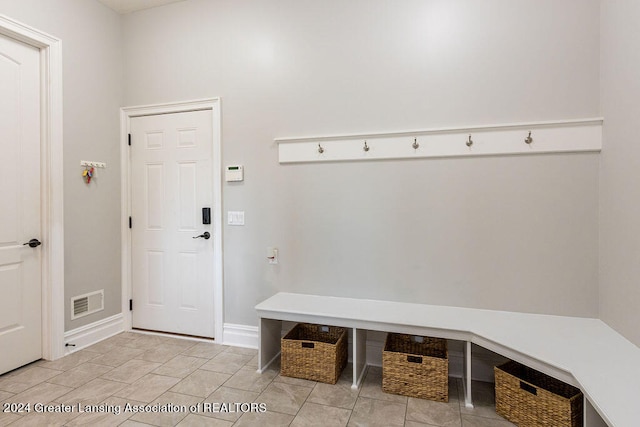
[407, 355, 423, 364]
[302, 342, 315, 349]
[520, 381, 537, 395]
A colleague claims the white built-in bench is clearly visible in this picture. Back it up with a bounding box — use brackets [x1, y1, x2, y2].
[255, 292, 640, 427]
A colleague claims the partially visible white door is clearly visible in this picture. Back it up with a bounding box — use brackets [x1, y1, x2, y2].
[130, 110, 215, 338]
[0, 34, 42, 374]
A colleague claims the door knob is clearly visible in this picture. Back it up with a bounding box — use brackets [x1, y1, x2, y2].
[192, 232, 210, 240]
[23, 239, 42, 248]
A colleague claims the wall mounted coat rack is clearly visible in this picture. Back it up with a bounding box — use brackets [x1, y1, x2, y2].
[80, 160, 107, 168]
[276, 118, 603, 164]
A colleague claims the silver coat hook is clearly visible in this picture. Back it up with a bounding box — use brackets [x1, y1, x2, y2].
[412, 138, 419, 150]
[466, 134, 473, 147]
[363, 140, 369, 152]
[318, 143, 324, 154]
[525, 131, 533, 144]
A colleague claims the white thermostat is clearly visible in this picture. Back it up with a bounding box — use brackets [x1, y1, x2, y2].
[225, 165, 244, 182]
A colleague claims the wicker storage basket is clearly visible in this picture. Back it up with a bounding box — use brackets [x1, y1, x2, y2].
[382, 333, 448, 402]
[280, 323, 347, 384]
[495, 361, 583, 427]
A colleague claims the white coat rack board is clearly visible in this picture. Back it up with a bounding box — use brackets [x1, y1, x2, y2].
[276, 118, 602, 164]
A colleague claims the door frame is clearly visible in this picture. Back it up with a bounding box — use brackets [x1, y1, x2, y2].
[0, 15, 65, 361]
[120, 99, 224, 341]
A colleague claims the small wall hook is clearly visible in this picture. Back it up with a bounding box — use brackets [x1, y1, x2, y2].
[318, 143, 324, 154]
[466, 134, 473, 147]
[525, 131, 533, 144]
[363, 141, 369, 152]
[412, 138, 419, 150]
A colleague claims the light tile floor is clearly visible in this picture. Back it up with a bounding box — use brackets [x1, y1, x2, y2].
[0, 332, 516, 426]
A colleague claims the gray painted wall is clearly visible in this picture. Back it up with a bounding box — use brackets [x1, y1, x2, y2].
[123, 0, 601, 326]
[0, 0, 123, 331]
[599, 1, 640, 347]
[1, 0, 609, 337]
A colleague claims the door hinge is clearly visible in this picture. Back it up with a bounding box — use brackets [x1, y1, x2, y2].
[129, 216, 132, 229]
[128, 133, 131, 146]
[129, 299, 133, 311]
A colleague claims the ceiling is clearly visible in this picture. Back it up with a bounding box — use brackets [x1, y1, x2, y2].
[98, 0, 185, 14]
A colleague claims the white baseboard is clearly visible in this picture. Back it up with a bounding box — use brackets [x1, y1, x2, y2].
[223, 323, 258, 349]
[64, 313, 125, 355]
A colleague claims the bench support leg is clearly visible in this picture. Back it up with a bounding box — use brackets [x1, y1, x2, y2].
[258, 317, 281, 373]
[584, 397, 608, 427]
[463, 341, 474, 408]
[352, 328, 367, 390]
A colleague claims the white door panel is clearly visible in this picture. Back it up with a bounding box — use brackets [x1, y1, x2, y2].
[131, 110, 215, 338]
[0, 34, 42, 374]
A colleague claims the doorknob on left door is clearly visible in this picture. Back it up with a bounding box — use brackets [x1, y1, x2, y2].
[23, 239, 42, 248]
[192, 232, 210, 240]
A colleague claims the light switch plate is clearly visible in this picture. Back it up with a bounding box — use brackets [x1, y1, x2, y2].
[227, 211, 245, 226]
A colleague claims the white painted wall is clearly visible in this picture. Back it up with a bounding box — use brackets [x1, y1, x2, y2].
[599, 1, 640, 347]
[0, 0, 123, 330]
[123, 0, 601, 326]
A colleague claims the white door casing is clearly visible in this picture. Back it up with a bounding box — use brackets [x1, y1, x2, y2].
[0, 15, 64, 367]
[123, 100, 223, 340]
[0, 34, 42, 374]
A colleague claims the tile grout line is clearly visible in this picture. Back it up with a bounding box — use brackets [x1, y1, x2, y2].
[2, 333, 512, 427]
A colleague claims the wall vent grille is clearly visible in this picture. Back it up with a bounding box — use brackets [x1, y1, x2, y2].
[71, 290, 104, 320]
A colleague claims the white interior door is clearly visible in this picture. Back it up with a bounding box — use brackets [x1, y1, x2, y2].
[0, 34, 42, 374]
[130, 110, 215, 338]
